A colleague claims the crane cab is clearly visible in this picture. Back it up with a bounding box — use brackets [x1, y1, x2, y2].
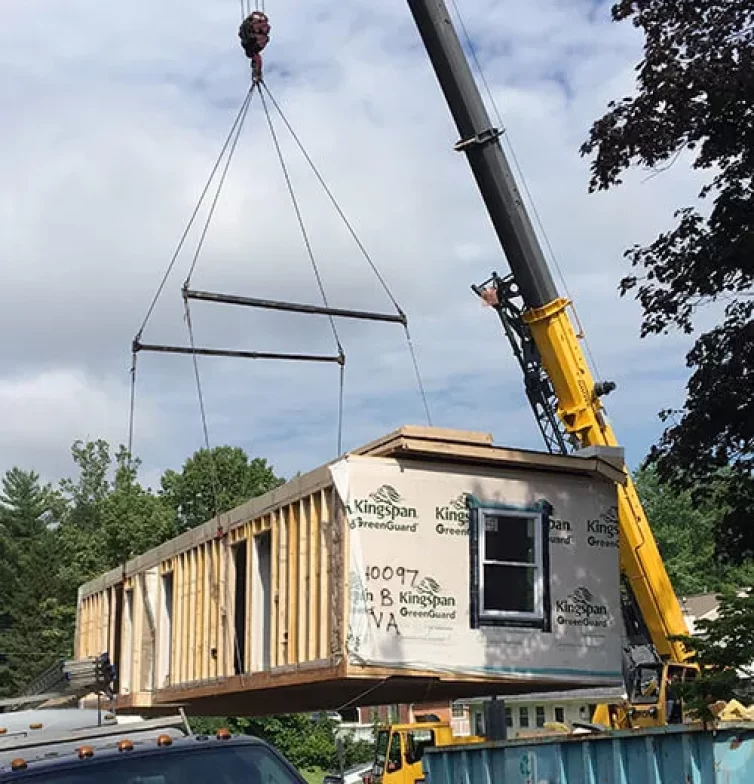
[367, 721, 485, 784]
[594, 662, 698, 729]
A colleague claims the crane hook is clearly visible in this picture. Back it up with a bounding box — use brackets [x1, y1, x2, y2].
[239, 11, 271, 82]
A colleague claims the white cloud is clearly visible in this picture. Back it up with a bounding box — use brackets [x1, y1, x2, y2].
[0, 0, 707, 486]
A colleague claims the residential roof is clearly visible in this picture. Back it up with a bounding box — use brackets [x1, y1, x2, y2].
[681, 593, 720, 621]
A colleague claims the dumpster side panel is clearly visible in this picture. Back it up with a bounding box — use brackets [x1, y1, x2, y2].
[423, 725, 754, 784]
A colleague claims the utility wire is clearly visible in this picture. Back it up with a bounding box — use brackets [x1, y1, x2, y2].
[134, 86, 255, 341]
[448, 0, 604, 379]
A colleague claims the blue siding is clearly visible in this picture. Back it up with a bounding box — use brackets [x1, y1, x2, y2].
[423, 723, 754, 784]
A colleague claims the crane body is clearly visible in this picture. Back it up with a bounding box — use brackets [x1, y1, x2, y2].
[406, 0, 695, 727]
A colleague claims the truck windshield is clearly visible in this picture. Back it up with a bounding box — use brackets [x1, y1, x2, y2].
[372, 729, 389, 779]
[13, 744, 302, 784]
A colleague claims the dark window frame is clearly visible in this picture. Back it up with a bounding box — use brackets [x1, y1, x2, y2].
[469, 497, 552, 631]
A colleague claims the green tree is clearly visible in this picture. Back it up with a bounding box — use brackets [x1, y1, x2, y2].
[0, 469, 67, 696]
[672, 586, 754, 721]
[160, 446, 284, 533]
[190, 714, 373, 772]
[635, 466, 723, 595]
[580, 0, 754, 562]
[100, 448, 175, 565]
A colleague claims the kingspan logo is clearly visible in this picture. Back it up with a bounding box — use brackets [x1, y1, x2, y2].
[347, 485, 418, 533]
[555, 586, 610, 628]
[586, 505, 619, 549]
[435, 492, 470, 536]
[399, 576, 457, 621]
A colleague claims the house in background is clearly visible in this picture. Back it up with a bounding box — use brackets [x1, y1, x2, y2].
[681, 593, 720, 634]
[459, 686, 626, 737]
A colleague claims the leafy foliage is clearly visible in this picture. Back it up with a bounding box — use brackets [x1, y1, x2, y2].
[0, 438, 282, 698]
[189, 714, 374, 773]
[671, 587, 754, 721]
[0, 469, 66, 694]
[635, 466, 754, 594]
[161, 446, 284, 533]
[581, 0, 754, 562]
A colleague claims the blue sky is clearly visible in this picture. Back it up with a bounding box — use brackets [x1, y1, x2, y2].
[0, 0, 707, 487]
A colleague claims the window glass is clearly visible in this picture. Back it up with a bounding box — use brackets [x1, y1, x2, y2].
[535, 706, 545, 728]
[472, 505, 547, 628]
[484, 515, 535, 563]
[519, 707, 529, 728]
[505, 707, 512, 727]
[387, 731, 402, 771]
[554, 707, 565, 723]
[22, 744, 302, 784]
[483, 565, 535, 613]
[405, 729, 434, 764]
[451, 703, 465, 719]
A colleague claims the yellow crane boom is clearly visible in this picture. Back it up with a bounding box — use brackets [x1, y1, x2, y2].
[405, 0, 695, 726]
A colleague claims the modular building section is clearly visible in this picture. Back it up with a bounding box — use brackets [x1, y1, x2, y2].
[422, 722, 754, 784]
[74, 427, 625, 717]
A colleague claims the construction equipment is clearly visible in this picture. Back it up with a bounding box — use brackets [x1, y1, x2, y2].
[0, 654, 115, 714]
[403, 0, 697, 729]
[365, 720, 485, 784]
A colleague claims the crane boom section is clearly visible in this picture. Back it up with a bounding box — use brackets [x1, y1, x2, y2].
[406, 0, 691, 665]
[524, 299, 690, 662]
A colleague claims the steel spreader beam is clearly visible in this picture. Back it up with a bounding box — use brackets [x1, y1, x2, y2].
[184, 288, 407, 325]
[133, 340, 345, 365]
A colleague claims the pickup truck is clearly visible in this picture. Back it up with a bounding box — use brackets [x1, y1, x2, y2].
[0, 712, 307, 783]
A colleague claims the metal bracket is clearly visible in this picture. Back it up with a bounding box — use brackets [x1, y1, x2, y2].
[454, 126, 504, 152]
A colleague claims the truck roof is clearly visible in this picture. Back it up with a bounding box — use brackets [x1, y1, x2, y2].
[0, 722, 307, 782]
[0, 707, 119, 739]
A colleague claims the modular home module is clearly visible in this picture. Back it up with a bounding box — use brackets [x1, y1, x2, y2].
[75, 427, 625, 717]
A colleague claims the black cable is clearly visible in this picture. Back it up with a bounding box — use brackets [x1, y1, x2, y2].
[183, 297, 222, 521]
[184, 85, 256, 287]
[134, 86, 254, 341]
[337, 359, 345, 456]
[261, 83, 403, 317]
[262, 82, 432, 426]
[127, 351, 138, 464]
[258, 87, 343, 354]
[404, 324, 432, 426]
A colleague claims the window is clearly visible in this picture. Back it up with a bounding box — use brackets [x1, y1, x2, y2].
[406, 729, 435, 765]
[505, 707, 513, 727]
[469, 501, 551, 629]
[554, 707, 565, 723]
[535, 706, 545, 728]
[387, 731, 403, 772]
[519, 707, 529, 728]
[451, 703, 466, 719]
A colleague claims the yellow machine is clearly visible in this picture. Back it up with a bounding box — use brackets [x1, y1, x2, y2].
[404, 0, 697, 732]
[367, 721, 485, 784]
